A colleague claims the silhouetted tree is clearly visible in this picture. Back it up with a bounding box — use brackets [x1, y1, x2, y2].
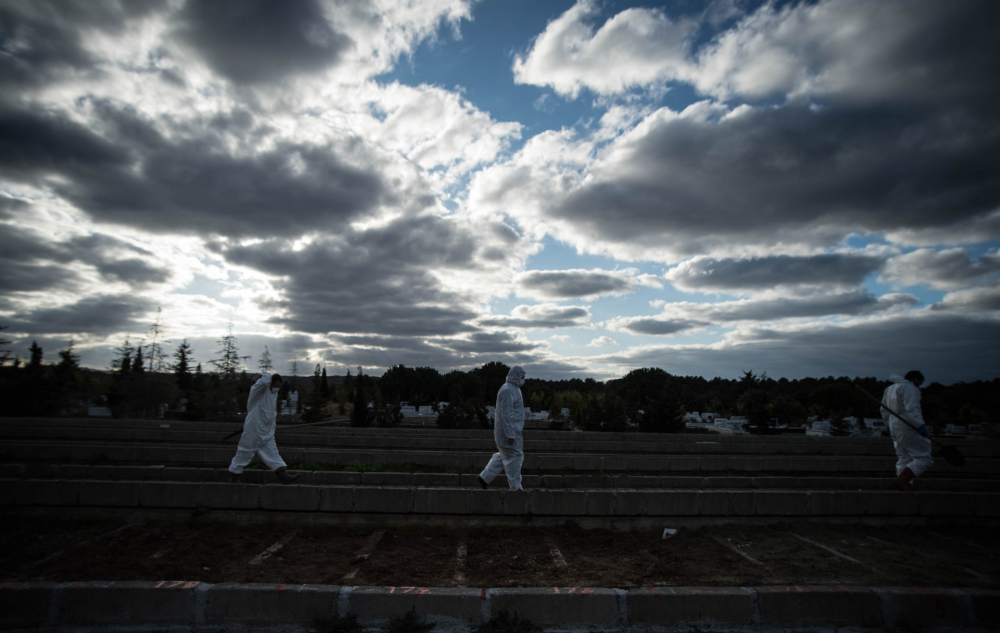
[258, 345, 273, 372]
[640, 385, 685, 433]
[351, 367, 370, 427]
[28, 341, 43, 368]
[0, 325, 11, 366]
[173, 340, 193, 391]
[210, 322, 240, 420]
[146, 308, 169, 372]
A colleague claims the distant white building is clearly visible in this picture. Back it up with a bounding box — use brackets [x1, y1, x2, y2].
[714, 418, 747, 434]
[278, 391, 298, 416]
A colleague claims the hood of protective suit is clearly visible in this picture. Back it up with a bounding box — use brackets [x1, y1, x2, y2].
[506, 365, 526, 387]
[889, 374, 907, 384]
[260, 372, 278, 392]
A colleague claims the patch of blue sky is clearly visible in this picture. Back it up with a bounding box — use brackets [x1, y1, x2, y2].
[862, 272, 944, 307]
[379, 1, 587, 136]
[966, 240, 1000, 258]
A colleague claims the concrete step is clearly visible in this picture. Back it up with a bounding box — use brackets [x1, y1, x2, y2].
[4, 416, 996, 448]
[2, 439, 993, 473]
[3, 421, 998, 456]
[3, 581, 996, 630]
[3, 464, 998, 491]
[3, 478, 998, 518]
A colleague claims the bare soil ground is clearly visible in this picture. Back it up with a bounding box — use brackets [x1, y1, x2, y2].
[2, 518, 996, 588]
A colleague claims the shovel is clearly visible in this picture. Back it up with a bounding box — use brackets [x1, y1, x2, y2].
[854, 385, 965, 467]
[222, 417, 349, 441]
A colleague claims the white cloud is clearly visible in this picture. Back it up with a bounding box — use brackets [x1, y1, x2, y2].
[513, 0, 998, 107]
[881, 248, 1000, 291]
[933, 283, 1000, 313]
[605, 290, 917, 336]
[479, 304, 593, 330]
[512, 0, 694, 98]
[515, 268, 643, 300]
[587, 335, 618, 347]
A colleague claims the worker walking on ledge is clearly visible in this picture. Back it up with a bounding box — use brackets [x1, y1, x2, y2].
[229, 372, 300, 485]
[478, 365, 527, 491]
[882, 371, 933, 492]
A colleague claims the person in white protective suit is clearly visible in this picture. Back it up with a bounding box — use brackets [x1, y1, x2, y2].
[229, 373, 301, 485]
[882, 370, 932, 492]
[478, 366, 527, 491]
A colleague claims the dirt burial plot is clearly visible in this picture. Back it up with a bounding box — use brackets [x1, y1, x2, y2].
[1, 518, 997, 588]
[354, 528, 461, 587]
[465, 527, 563, 587]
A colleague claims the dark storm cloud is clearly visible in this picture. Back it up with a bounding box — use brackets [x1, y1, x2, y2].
[0, 196, 29, 219]
[219, 215, 490, 338]
[0, 103, 385, 237]
[0, 224, 77, 292]
[932, 284, 1000, 313]
[5, 293, 153, 335]
[62, 234, 171, 285]
[0, 0, 166, 94]
[608, 291, 917, 336]
[177, 0, 353, 85]
[542, 103, 1000, 256]
[0, 222, 171, 292]
[444, 331, 543, 355]
[480, 304, 592, 330]
[881, 248, 1000, 291]
[607, 318, 705, 336]
[666, 253, 884, 293]
[602, 314, 1000, 384]
[516, 268, 636, 299]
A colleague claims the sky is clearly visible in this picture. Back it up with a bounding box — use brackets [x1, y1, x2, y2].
[1, 0, 998, 384]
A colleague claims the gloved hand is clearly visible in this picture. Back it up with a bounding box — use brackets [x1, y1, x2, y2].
[918, 425, 929, 438]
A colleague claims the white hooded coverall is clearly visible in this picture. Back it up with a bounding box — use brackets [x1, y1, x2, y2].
[882, 374, 933, 478]
[479, 366, 526, 490]
[229, 373, 287, 474]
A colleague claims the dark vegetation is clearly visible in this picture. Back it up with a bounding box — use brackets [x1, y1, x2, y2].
[0, 325, 996, 433]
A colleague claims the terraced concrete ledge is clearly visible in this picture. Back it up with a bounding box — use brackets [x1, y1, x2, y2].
[3, 479, 998, 518]
[1, 581, 997, 631]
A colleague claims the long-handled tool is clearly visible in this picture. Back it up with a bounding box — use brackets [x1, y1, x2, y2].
[854, 385, 965, 467]
[222, 417, 349, 441]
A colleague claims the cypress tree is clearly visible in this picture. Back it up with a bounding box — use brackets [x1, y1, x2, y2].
[351, 367, 369, 427]
[173, 340, 193, 390]
[132, 346, 145, 376]
[321, 367, 329, 397]
[28, 341, 43, 367]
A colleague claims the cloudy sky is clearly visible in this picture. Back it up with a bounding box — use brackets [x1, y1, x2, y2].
[1, 0, 998, 383]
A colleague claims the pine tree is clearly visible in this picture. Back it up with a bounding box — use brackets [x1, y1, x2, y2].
[302, 364, 325, 422]
[28, 341, 43, 367]
[57, 340, 81, 371]
[146, 307, 170, 372]
[0, 325, 11, 366]
[173, 340, 193, 390]
[210, 322, 240, 378]
[351, 366, 369, 427]
[112, 336, 134, 375]
[132, 346, 145, 376]
[258, 345, 273, 372]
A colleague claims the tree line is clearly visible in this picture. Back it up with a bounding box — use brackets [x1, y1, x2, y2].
[0, 325, 995, 433]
